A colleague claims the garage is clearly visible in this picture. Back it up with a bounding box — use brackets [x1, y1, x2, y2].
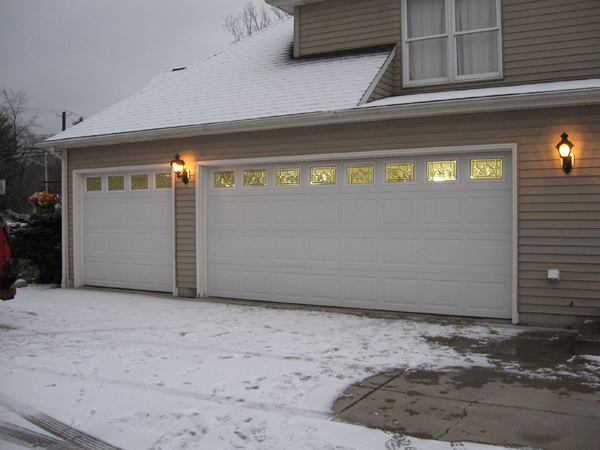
[204, 150, 514, 319]
[80, 168, 174, 293]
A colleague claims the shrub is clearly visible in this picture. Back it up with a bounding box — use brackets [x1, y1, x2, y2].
[6, 210, 62, 284]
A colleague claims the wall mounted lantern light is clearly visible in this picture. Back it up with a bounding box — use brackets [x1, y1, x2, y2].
[170, 154, 190, 184]
[556, 132, 575, 174]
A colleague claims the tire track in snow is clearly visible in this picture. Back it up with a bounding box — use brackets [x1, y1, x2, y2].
[0, 393, 123, 450]
[3, 366, 334, 422]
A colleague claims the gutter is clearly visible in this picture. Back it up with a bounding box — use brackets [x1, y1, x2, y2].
[47, 147, 69, 288]
[37, 85, 600, 150]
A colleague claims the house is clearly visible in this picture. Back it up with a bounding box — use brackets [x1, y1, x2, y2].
[39, 0, 600, 327]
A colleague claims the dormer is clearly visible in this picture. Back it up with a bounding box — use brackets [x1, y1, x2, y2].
[267, 0, 600, 99]
[267, 0, 400, 58]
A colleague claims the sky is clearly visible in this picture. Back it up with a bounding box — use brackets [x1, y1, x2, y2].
[0, 0, 261, 137]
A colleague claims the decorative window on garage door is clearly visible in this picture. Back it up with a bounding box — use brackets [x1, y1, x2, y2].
[427, 160, 457, 181]
[131, 174, 148, 190]
[470, 158, 503, 179]
[310, 166, 336, 185]
[276, 168, 300, 186]
[155, 172, 172, 188]
[108, 175, 124, 191]
[214, 171, 235, 188]
[386, 163, 414, 182]
[86, 177, 102, 192]
[244, 169, 267, 187]
[347, 164, 374, 184]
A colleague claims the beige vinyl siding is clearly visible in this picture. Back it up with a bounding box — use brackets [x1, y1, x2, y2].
[367, 62, 394, 102]
[66, 105, 600, 321]
[294, 0, 599, 97]
[298, 0, 400, 56]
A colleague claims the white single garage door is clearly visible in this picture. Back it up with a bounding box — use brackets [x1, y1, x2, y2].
[82, 169, 174, 293]
[206, 152, 512, 318]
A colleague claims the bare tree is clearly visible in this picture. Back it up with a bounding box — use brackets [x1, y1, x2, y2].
[0, 89, 59, 213]
[0, 88, 38, 152]
[224, 1, 290, 43]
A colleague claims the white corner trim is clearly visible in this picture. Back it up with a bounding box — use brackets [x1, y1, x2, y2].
[195, 162, 207, 298]
[512, 144, 519, 325]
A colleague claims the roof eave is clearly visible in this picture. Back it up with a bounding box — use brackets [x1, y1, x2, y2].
[38, 88, 600, 150]
[265, 0, 325, 14]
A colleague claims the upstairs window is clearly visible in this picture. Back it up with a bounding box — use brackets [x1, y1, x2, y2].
[402, 0, 502, 86]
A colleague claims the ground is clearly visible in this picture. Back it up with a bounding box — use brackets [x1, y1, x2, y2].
[1, 286, 599, 450]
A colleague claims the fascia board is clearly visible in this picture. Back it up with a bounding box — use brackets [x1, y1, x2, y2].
[265, 0, 324, 14]
[38, 87, 600, 150]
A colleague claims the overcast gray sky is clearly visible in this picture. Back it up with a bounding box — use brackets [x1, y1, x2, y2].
[0, 0, 259, 136]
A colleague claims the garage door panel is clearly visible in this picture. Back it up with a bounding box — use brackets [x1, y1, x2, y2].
[381, 238, 419, 265]
[465, 278, 512, 315]
[209, 235, 239, 261]
[209, 199, 239, 225]
[465, 237, 512, 270]
[273, 237, 303, 262]
[241, 236, 270, 261]
[381, 198, 419, 224]
[273, 200, 304, 225]
[273, 272, 304, 299]
[382, 277, 420, 306]
[241, 270, 270, 296]
[422, 238, 462, 267]
[210, 268, 239, 296]
[343, 198, 377, 225]
[343, 237, 378, 264]
[307, 237, 339, 263]
[307, 274, 340, 301]
[343, 275, 378, 304]
[423, 198, 462, 225]
[307, 200, 339, 225]
[466, 195, 512, 226]
[206, 153, 512, 318]
[422, 279, 462, 310]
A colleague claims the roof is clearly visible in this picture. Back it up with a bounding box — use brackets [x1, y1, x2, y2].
[41, 16, 600, 149]
[44, 18, 393, 146]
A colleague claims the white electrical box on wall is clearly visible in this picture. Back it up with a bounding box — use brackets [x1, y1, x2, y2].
[547, 269, 560, 281]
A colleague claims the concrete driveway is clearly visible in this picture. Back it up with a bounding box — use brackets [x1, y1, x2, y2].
[334, 330, 600, 450]
[1, 287, 599, 450]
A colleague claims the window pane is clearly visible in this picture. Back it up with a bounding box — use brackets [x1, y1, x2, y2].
[407, 0, 446, 38]
[457, 30, 499, 76]
[409, 38, 448, 81]
[455, 0, 497, 31]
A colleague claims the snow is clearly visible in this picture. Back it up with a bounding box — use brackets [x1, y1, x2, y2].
[0, 287, 546, 449]
[44, 18, 392, 144]
[361, 79, 600, 109]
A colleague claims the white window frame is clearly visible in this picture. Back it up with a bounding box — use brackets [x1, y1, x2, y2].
[402, 0, 502, 87]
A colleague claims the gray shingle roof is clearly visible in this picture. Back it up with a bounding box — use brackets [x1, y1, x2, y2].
[45, 18, 392, 144]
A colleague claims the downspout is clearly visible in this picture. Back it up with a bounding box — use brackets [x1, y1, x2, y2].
[48, 146, 69, 288]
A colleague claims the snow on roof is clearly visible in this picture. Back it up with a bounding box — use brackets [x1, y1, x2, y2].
[360, 78, 600, 109]
[45, 18, 392, 144]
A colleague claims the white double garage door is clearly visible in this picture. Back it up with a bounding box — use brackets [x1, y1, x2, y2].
[81, 150, 513, 319]
[205, 151, 513, 319]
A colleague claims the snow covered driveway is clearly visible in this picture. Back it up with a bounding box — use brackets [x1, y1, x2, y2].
[1, 287, 528, 450]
